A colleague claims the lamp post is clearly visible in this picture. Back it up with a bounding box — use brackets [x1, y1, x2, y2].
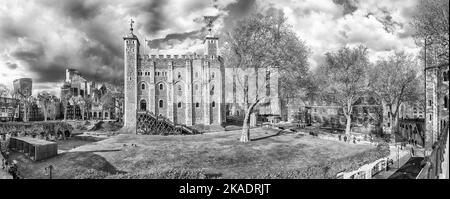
[397, 143, 400, 169]
[45, 165, 53, 179]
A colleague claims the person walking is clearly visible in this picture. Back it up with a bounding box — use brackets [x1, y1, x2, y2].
[338, 134, 342, 141]
[411, 147, 415, 157]
[344, 135, 347, 142]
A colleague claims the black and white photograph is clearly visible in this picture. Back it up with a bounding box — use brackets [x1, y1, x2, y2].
[0, 0, 448, 185]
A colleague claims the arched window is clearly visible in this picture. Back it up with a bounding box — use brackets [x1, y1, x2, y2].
[212, 101, 215, 108]
[210, 85, 215, 95]
[105, 112, 109, 118]
[178, 102, 182, 108]
[159, 100, 164, 108]
[211, 72, 215, 79]
[159, 83, 164, 90]
[195, 102, 200, 108]
[141, 83, 146, 90]
[445, 95, 448, 109]
[178, 72, 182, 79]
[140, 100, 147, 111]
[178, 85, 182, 96]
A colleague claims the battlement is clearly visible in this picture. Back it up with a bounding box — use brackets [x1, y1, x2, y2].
[139, 54, 218, 60]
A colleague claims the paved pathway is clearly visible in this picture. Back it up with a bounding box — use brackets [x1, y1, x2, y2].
[0, 153, 12, 179]
[373, 144, 424, 179]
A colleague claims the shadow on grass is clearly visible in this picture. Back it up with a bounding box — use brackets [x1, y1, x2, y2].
[251, 130, 284, 141]
[10, 151, 126, 179]
[67, 149, 122, 153]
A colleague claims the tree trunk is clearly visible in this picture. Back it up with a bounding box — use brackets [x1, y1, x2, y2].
[344, 99, 353, 135]
[345, 114, 351, 135]
[64, 104, 67, 121]
[43, 106, 47, 122]
[73, 105, 76, 120]
[241, 105, 251, 142]
[240, 75, 250, 143]
[388, 105, 394, 134]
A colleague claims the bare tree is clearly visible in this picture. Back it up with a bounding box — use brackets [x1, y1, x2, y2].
[100, 92, 124, 121]
[37, 91, 52, 122]
[73, 95, 87, 120]
[319, 45, 370, 135]
[368, 52, 422, 133]
[62, 93, 72, 121]
[223, 8, 310, 142]
[0, 84, 10, 97]
[412, 0, 449, 65]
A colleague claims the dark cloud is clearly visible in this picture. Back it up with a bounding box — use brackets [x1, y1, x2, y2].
[147, 29, 204, 49]
[146, 0, 256, 52]
[333, 0, 359, 15]
[222, 0, 256, 30]
[0, 18, 29, 41]
[41, 0, 103, 20]
[10, 39, 66, 83]
[128, 0, 169, 35]
[6, 62, 18, 70]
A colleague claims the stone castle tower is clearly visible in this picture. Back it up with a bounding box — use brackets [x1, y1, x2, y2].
[424, 63, 449, 150]
[123, 19, 140, 129]
[123, 17, 283, 132]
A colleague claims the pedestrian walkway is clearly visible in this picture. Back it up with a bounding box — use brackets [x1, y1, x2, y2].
[0, 152, 12, 179]
[372, 145, 411, 179]
[372, 144, 424, 179]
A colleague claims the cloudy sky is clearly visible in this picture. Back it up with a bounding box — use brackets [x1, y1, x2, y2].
[0, 0, 421, 97]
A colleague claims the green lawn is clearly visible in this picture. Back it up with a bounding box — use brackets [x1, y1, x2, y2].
[11, 128, 374, 179]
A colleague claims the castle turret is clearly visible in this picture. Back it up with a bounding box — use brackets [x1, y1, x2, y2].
[123, 19, 140, 129]
[203, 16, 219, 57]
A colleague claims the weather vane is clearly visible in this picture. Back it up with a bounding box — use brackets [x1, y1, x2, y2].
[203, 16, 218, 35]
[130, 18, 135, 34]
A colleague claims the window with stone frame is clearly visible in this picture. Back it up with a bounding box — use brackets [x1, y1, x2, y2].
[178, 72, 182, 79]
[196, 102, 200, 108]
[444, 95, 448, 109]
[266, 70, 270, 96]
[177, 85, 182, 96]
[210, 84, 215, 95]
[178, 102, 182, 108]
[141, 83, 146, 90]
[159, 83, 164, 90]
[159, 100, 164, 108]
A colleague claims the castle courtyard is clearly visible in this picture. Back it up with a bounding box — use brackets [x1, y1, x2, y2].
[10, 128, 374, 179]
